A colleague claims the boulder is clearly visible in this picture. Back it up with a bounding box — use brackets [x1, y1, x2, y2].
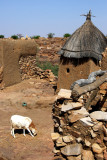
[51, 132, 60, 141]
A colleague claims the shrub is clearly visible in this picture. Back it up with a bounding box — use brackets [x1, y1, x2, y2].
[0, 35, 4, 38]
[11, 35, 18, 39]
[31, 35, 40, 39]
[36, 61, 59, 76]
[47, 33, 55, 38]
[63, 33, 71, 38]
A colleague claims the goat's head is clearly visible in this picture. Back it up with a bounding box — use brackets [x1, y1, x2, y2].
[31, 128, 37, 136]
[29, 121, 37, 136]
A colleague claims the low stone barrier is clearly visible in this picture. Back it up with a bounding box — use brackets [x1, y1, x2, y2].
[51, 89, 107, 160]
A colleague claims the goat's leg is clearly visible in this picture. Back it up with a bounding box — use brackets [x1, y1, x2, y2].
[11, 127, 13, 136]
[11, 128, 15, 138]
[23, 129, 26, 136]
[26, 128, 34, 137]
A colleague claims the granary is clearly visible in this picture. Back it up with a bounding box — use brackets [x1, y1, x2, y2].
[57, 10, 107, 90]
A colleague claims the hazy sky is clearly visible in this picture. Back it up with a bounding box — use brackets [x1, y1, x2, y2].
[0, 0, 107, 38]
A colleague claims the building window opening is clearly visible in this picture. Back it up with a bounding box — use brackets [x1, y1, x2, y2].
[66, 68, 70, 73]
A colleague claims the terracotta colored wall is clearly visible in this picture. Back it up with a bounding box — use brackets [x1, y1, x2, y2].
[101, 48, 107, 70]
[57, 57, 100, 90]
[0, 39, 38, 87]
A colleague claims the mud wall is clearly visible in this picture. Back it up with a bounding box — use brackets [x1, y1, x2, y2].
[57, 57, 100, 90]
[101, 48, 107, 70]
[0, 41, 3, 67]
[0, 39, 38, 87]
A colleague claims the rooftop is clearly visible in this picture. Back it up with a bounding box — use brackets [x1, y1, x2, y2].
[58, 11, 107, 61]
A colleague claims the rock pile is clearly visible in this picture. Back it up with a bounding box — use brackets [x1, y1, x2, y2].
[51, 88, 107, 160]
[18, 37, 66, 82]
[19, 55, 37, 79]
[19, 55, 56, 83]
[35, 37, 66, 64]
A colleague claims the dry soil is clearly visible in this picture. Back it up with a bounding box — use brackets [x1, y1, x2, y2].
[0, 78, 56, 160]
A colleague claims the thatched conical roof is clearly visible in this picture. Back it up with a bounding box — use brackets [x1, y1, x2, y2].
[58, 12, 107, 60]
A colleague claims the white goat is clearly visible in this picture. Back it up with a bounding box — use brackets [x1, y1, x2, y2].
[10, 115, 37, 138]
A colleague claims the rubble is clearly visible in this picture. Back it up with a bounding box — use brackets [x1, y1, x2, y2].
[19, 55, 56, 83]
[52, 87, 107, 159]
[34, 37, 66, 64]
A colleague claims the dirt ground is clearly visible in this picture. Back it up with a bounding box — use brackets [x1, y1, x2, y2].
[0, 78, 56, 160]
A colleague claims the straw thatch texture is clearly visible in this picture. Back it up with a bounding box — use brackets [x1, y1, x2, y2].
[58, 20, 107, 60]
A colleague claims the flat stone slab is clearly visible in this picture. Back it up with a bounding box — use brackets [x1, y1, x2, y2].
[61, 144, 82, 156]
[57, 89, 72, 99]
[80, 116, 94, 126]
[61, 102, 82, 112]
[72, 107, 89, 116]
[90, 111, 107, 121]
[68, 107, 89, 123]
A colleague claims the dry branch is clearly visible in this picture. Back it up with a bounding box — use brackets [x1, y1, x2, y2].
[71, 73, 107, 101]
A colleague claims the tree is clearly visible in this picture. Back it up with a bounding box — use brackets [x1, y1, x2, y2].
[63, 33, 71, 38]
[31, 35, 40, 39]
[47, 33, 55, 38]
[17, 34, 23, 39]
[0, 35, 4, 38]
[11, 35, 18, 39]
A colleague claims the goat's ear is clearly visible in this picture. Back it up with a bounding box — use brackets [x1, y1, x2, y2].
[35, 127, 38, 131]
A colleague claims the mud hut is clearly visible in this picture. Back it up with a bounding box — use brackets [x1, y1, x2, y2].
[57, 11, 107, 90]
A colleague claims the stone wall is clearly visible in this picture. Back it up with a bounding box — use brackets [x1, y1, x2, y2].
[35, 37, 66, 64]
[52, 87, 107, 160]
[19, 55, 56, 83]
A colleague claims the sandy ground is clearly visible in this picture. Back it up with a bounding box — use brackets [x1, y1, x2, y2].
[0, 79, 56, 160]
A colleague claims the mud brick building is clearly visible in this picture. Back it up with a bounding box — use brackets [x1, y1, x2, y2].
[57, 11, 107, 90]
[0, 39, 38, 88]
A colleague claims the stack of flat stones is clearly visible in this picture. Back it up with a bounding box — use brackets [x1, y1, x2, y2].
[51, 89, 107, 160]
